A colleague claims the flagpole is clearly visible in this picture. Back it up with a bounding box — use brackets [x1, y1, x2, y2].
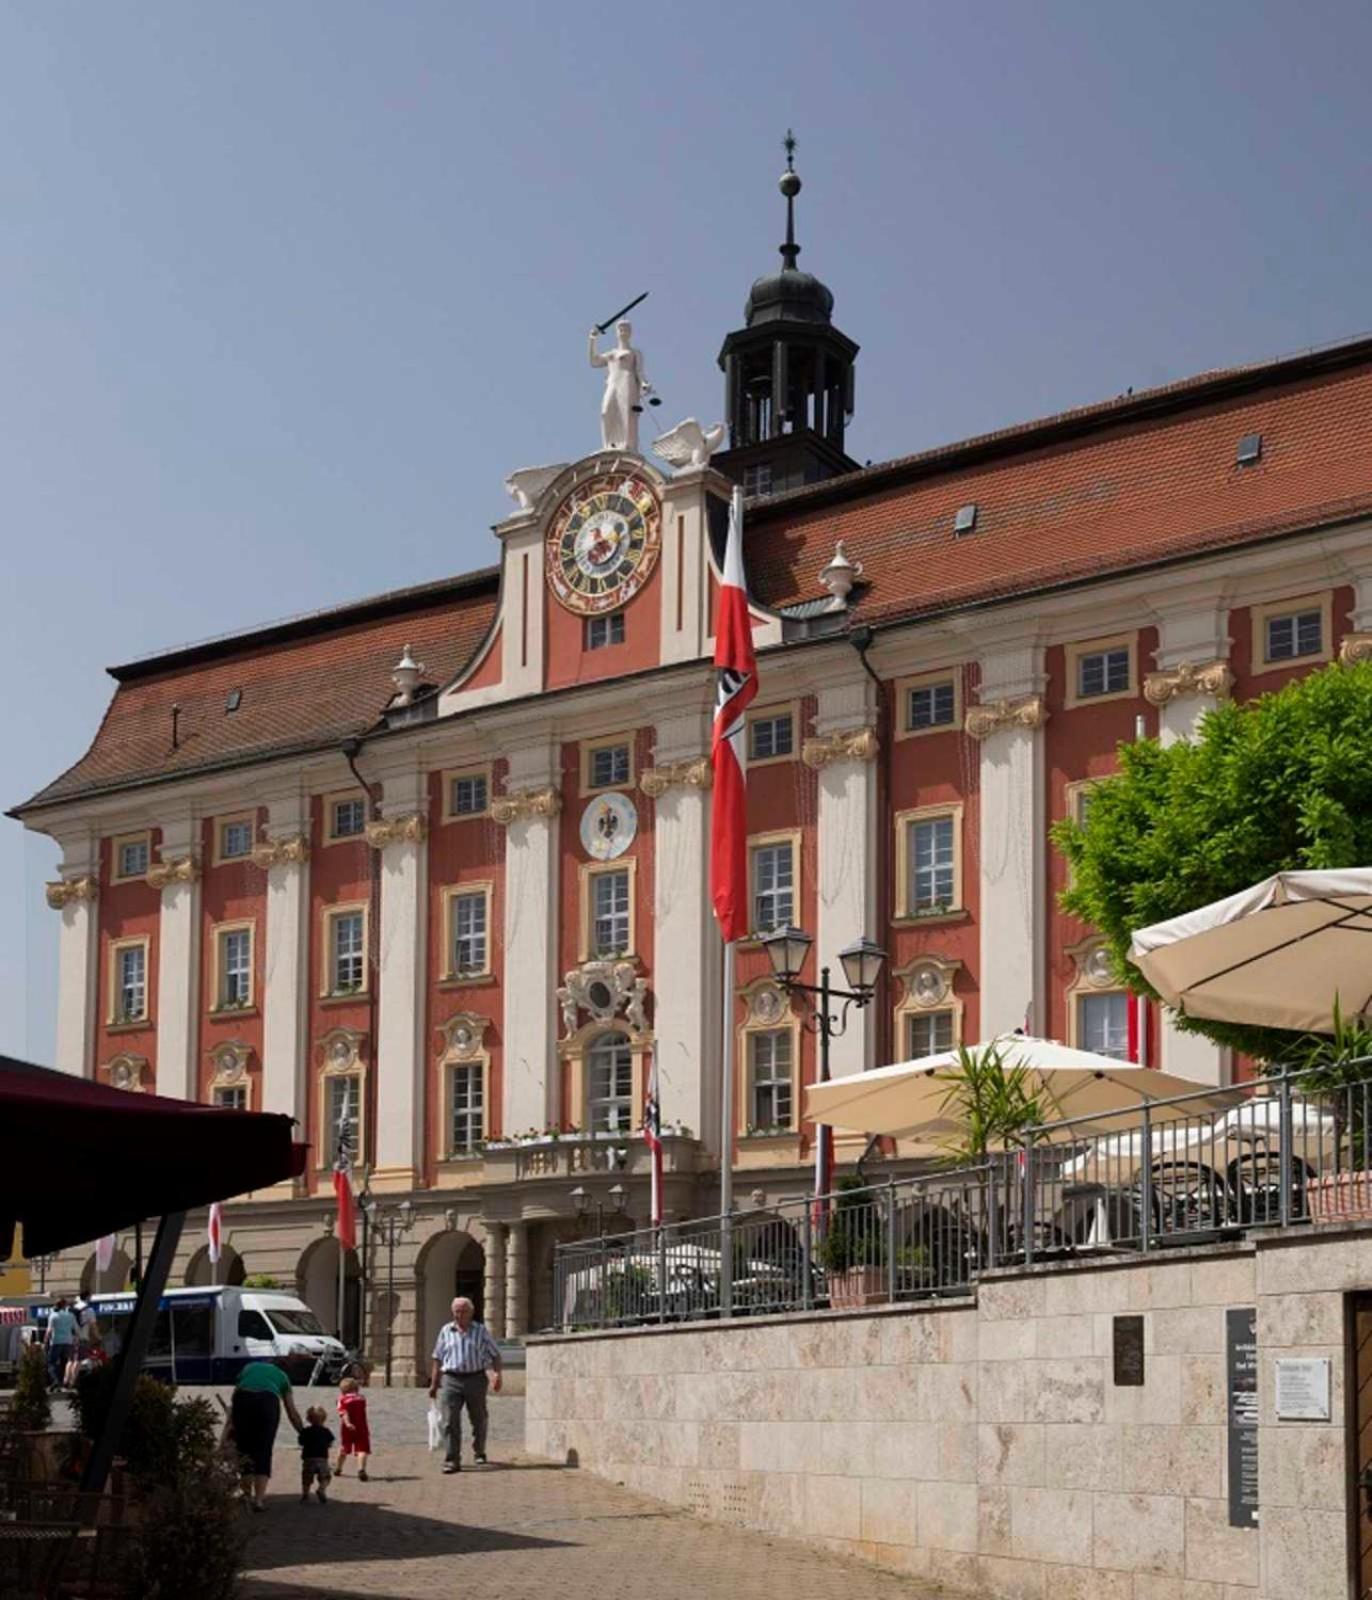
[720, 935, 736, 1316]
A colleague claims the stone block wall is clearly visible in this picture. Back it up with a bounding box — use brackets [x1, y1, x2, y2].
[527, 1225, 1372, 1600]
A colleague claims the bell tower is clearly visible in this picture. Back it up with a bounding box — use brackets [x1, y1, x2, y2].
[714, 133, 861, 496]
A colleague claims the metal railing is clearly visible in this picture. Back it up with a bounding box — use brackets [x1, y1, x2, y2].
[550, 1064, 1372, 1332]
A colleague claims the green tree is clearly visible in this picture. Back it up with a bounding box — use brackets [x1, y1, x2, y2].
[935, 1042, 1054, 1162]
[1054, 660, 1372, 1061]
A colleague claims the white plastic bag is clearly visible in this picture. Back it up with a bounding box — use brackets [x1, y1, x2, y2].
[427, 1402, 447, 1452]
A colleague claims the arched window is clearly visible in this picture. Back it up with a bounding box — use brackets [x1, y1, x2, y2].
[586, 1033, 633, 1134]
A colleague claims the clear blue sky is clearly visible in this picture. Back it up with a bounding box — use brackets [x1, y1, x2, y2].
[3, 1, 1370, 1062]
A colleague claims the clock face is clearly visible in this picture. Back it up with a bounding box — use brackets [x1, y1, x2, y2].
[546, 472, 662, 615]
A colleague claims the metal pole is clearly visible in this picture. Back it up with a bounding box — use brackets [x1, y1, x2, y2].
[1278, 1069, 1294, 1226]
[359, 1201, 370, 1357]
[987, 1153, 1001, 1271]
[885, 1177, 897, 1304]
[337, 1234, 346, 1345]
[385, 1222, 395, 1388]
[1140, 1102, 1154, 1253]
[134, 1222, 143, 1291]
[1022, 1138, 1034, 1268]
[801, 1200, 813, 1311]
[720, 938, 736, 1318]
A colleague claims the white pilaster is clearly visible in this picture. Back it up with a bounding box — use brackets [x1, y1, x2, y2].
[657, 467, 727, 666]
[497, 517, 545, 698]
[645, 712, 719, 1150]
[483, 1221, 508, 1338]
[370, 765, 428, 1191]
[255, 794, 311, 1125]
[152, 815, 202, 1101]
[971, 647, 1047, 1039]
[495, 742, 561, 1135]
[47, 827, 100, 1077]
[806, 679, 879, 1078]
[505, 1220, 529, 1338]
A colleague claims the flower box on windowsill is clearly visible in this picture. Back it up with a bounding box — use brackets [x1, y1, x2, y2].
[210, 1003, 259, 1019]
[107, 1016, 149, 1034]
[891, 907, 970, 929]
[438, 971, 496, 991]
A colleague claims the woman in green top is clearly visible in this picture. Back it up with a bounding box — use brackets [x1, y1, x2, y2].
[230, 1361, 304, 1510]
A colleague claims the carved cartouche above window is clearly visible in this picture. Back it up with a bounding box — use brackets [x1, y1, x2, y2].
[250, 835, 309, 869]
[146, 856, 199, 890]
[365, 814, 427, 848]
[437, 1012, 490, 1063]
[639, 758, 712, 797]
[1142, 661, 1234, 706]
[490, 787, 561, 826]
[898, 954, 963, 1009]
[557, 959, 648, 1041]
[1065, 936, 1117, 989]
[46, 876, 98, 910]
[800, 727, 879, 770]
[964, 695, 1049, 741]
[107, 1052, 148, 1092]
[318, 1027, 368, 1072]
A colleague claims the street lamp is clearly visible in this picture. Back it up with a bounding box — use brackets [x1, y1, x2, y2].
[569, 1183, 627, 1236]
[761, 924, 887, 1102]
[363, 1198, 415, 1387]
[356, 1165, 374, 1358]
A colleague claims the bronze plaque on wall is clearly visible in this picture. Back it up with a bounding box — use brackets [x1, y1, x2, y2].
[1113, 1314, 1145, 1386]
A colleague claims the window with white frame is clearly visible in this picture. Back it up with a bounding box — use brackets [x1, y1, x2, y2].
[449, 1062, 484, 1153]
[742, 463, 773, 497]
[213, 1083, 248, 1111]
[751, 841, 795, 934]
[589, 742, 631, 790]
[585, 613, 625, 650]
[907, 679, 957, 732]
[906, 1008, 955, 1059]
[219, 927, 252, 1008]
[1077, 647, 1131, 700]
[587, 1033, 633, 1133]
[748, 712, 794, 762]
[219, 819, 254, 860]
[451, 890, 488, 976]
[326, 1073, 361, 1156]
[908, 815, 955, 914]
[590, 869, 631, 958]
[115, 944, 147, 1023]
[1264, 607, 1323, 664]
[329, 911, 365, 994]
[331, 798, 366, 839]
[1078, 991, 1129, 1060]
[449, 773, 488, 818]
[116, 837, 149, 880]
[748, 1030, 793, 1132]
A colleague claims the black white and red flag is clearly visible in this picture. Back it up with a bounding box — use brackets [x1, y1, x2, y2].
[643, 1043, 663, 1227]
[710, 491, 758, 943]
[333, 1113, 357, 1252]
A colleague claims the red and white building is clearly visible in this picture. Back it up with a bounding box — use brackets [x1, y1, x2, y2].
[15, 167, 1372, 1374]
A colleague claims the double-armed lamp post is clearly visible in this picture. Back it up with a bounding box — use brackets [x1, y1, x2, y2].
[363, 1197, 414, 1387]
[569, 1183, 627, 1237]
[759, 927, 887, 1092]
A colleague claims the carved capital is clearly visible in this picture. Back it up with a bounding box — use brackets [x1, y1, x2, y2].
[250, 834, 309, 869]
[1339, 633, 1372, 666]
[46, 875, 98, 910]
[640, 757, 713, 797]
[800, 727, 880, 770]
[1142, 660, 1234, 706]
[146, 856, 199, 890]
[365, 813, 427, 849]
[964, 695, 1049, 741]
[490, 786, 562, 826]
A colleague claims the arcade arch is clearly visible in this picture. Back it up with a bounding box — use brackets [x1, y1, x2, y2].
[297, 1237, 361, 1347]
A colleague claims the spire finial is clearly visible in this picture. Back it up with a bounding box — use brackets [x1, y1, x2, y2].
[779, 129, 801, 270]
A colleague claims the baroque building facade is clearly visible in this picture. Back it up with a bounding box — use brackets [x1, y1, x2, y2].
[15, 171, 1372, 1378]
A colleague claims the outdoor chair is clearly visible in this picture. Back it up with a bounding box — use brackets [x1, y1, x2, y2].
[1137, 1159, 1232, 1241]
[1227, 1150, 1313, 1225]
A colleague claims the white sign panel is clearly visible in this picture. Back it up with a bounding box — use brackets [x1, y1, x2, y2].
[1274, 1357, 1332, 1421]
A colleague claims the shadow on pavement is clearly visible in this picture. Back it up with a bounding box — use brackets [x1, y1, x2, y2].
[244, 1501, 576, 1571]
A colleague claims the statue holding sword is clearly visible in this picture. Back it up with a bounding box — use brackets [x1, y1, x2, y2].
[588, 292, 656, 453]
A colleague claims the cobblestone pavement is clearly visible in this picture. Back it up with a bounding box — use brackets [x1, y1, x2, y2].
[221, 1389, 937, 1600]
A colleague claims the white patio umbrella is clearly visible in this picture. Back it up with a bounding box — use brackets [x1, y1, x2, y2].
[803, 1034, 1230, 1142]
[1128, 867, 1372, 1034]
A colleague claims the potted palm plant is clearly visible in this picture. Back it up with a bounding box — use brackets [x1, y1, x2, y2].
[1284, 1004, 1372, 1223]
[818, 1177, 887, 1308]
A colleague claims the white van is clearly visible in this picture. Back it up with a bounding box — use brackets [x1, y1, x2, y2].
[62, 1285, 349, 1386]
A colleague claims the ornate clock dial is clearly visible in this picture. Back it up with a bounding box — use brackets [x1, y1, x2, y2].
[546, 472, 662, 615]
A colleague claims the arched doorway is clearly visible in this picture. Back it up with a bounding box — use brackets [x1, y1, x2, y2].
[415, 1229, 486, 1375]
[298, 1237, 361, 1347]
[184, 1245, 246, 1287]
[80, 1248, 133, 1297]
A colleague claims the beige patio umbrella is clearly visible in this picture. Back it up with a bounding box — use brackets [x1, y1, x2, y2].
[1128, 868, 1372, 1034]
[804, 1034, 1230, 1142]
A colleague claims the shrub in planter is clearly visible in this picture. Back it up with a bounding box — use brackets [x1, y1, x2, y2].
[73, 1365, 178, 1481]
[12, 1341, 51, 1433]
[819, 1178, 887, 1306]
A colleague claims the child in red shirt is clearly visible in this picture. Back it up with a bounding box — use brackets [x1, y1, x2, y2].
[334, 1377, 371, 1482]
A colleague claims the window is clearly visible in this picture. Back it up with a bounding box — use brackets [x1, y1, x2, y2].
[238, 1310, 273, 1341]
[589, 743, 631, 790]
[330, 798, 366, 840]
[748, 712, 794, 762]
[218, 818, 254, 861]
[585, 613, 625, 650]
[908, 815, 955, 915]
[590, 869, 631, 958]
[326, 1072, 361, 1155]
[743, 463, 773, 497]
[113, 835, 150, 882]
[329, 910, 365, 994]
[449, 773, 488, 818]
[750, 840, 795, 935]
[213, 1084, 248, 1111]
[1265, 608, 1322, 664]
[748, 1031, 793, 1132]
[906, 1009, 955, 1060]
[908, 679, 956, 732]
[587, 1033, 633, 1133]
[114, 943, 147, 1023]
[1077, 648, 1131, 700]
[451, 891, 488, 976]
[218, 927, 252, 1009]
[449, 1063, 484, 1154]
[1078, 991, 1129, 1060]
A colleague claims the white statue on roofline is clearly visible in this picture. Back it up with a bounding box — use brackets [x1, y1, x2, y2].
[589, 321, 652, 453]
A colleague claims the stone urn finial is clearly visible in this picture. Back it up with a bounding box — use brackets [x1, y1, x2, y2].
[819, 539, 863, 611]
[392, 643, 425, 705]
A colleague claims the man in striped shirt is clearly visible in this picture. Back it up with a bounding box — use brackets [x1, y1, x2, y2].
[428, 1296, 503, 1473]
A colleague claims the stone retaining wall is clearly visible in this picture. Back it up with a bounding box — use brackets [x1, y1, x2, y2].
[527, 1224, 1371, 1600]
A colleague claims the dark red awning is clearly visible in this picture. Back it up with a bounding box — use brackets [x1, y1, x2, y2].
[0, 1055, 307, 1258]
